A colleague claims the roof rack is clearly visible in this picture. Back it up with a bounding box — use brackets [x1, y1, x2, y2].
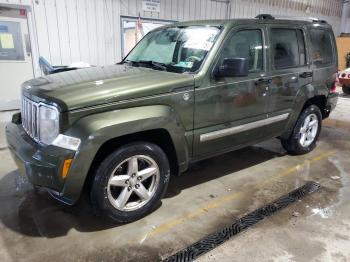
[255, 14, 328, 24]
[255, 14, 275, 20]
[308, 17, 327, 24]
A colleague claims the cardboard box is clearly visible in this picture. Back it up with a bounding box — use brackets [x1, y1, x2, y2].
[336, 37, 350, 70]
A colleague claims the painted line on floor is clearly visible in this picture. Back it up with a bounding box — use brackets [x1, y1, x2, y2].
[261, 150, 337, 185]
[163, 181, 321, 262]
[128, 150, 336, 245]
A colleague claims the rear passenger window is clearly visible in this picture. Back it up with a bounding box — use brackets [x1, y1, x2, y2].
[271, 28, 306, 69]
[310, 29, 334, 66]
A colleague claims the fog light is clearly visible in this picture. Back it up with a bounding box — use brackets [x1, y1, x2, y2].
[52, 134, 81, 151]
[62, 159, 73, 179]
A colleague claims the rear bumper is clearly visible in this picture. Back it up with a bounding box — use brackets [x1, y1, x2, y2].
[324, 92, 338, 118]
[6, 121, 76, 200]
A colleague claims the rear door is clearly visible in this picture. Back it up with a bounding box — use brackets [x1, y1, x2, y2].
[265, 25, 312, 136]
[308, 26, 338, 94]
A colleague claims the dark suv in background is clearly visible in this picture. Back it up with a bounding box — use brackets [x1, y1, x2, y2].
[6, 15, 338, 222]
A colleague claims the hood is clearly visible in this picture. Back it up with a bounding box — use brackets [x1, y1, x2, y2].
[22, 64, 194, 111]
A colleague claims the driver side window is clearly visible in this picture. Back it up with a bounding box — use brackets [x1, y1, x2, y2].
[221, 29, 264, 73]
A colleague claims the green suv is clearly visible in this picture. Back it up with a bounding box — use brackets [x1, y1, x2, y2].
[6, 15, 338, 222]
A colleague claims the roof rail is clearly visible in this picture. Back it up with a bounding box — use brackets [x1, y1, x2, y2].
[255, 14, 328, 24]
[309, 17, 327, 24]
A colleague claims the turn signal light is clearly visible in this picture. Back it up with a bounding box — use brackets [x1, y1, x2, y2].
[62, 159, 73, 179]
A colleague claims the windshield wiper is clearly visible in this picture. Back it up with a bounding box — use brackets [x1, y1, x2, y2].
[135, 60, 168, 71]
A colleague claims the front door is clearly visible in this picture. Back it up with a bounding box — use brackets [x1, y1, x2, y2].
[0, 7, 33, 110]
[193, 26, 269, 157]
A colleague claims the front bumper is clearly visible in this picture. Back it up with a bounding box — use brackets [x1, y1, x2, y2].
[6, 121, 75, 196]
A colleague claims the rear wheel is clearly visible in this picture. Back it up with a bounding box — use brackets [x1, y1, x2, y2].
[343, 86, 350, 95]
[281, 105, 322, 155]
[91, 142, 170, 223]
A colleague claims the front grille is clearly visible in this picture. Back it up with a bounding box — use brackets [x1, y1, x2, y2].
[22, 96, 39, 141]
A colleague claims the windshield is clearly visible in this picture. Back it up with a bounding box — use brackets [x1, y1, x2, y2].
[124, 26, 221, 73]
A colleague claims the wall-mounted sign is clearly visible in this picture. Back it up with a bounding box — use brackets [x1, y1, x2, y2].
[0, 33, 15, 49]
[142, 0, 161, 13]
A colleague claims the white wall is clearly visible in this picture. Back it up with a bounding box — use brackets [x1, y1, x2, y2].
[0, 0, 344, 70]
[31, 0, 229, 67]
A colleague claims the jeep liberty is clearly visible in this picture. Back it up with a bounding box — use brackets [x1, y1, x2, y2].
[6, 15, 338, 222]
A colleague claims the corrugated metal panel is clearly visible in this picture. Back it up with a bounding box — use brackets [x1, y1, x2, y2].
[43, 0, 62, 65]
[0, 0, 342, 66]
[0, 0, 32, 5]
[31, 0, 51, 63]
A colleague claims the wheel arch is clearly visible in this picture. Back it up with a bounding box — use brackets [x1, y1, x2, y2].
[60, 105, 190, 204]
[281, 91, 328, 140]
[301, 95, 327, 119]
[84, 128, 180, 194]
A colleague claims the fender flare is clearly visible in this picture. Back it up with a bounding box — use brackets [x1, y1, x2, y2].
[61, 105, 190, 204]
[281, 83, 328, 139]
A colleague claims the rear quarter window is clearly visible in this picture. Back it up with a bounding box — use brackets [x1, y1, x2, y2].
[309, 29, 334, 67]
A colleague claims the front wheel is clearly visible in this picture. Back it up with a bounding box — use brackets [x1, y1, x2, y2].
[91, 142, 170, 223]
[281, 105, 322, 155]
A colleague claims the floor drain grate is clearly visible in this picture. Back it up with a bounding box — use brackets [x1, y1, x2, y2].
[163, 181, 320, 262]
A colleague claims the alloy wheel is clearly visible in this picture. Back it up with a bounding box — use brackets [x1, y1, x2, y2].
[107, 155, 160, 212]
[299, 113, 319, 147]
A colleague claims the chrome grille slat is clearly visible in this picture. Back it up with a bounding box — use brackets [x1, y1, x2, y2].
[24, 99, 28, 132]
[31, 104, 35, 136]
[33, 106, 38, 138]
[26, 100, 30, 133]
[28, 101, 31, 133]
[22, 99, 25, 131]
[25, 100, 28, 131]
[21, 96, 39, 141]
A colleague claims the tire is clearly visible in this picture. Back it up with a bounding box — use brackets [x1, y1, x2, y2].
[281, 105, 322, 155]
[91, 142, 170, 223]
[343, 86, 350, 95]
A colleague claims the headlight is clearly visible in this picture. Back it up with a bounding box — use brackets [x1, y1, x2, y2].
[38, 103, 59, 144]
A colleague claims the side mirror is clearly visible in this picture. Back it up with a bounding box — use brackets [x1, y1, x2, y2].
[216, 58, 249, 77]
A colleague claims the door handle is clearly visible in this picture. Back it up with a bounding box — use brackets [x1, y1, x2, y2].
[299, 71, 313, 78]
[255, 78, 272, 85]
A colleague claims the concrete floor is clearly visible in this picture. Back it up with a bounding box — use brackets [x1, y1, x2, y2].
[0, 92, 350, 262]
